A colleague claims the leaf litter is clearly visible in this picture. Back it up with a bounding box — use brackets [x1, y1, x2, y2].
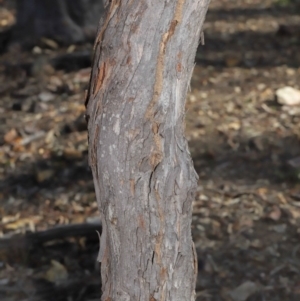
[1, 0, 300, 300]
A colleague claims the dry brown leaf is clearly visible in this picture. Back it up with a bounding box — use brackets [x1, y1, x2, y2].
[234, 215, 254, 232]
[228, 121, 241, 131]
[45, 260, 68, 284]
[63, 148, 82, 159]
[12, 137, 25, 152]
[286, 207, 300, 220]
[71, 202, 84, 213]
[257, 187, 268, 200]
[4, 216, 41, 230]
[225, 56, 241, 67]
[36, 169, 55, 183]
[4, 128, 18, 144]
[277, 193, 287, 204]
[266, 205, 281, 221]
[2, 213, 20, 224]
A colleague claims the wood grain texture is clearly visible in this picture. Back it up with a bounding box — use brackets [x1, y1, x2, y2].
[85, 1, 210, 300]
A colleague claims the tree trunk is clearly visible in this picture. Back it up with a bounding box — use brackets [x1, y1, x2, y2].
[85, 1, 210, 300]
[13, 0, 105, 47]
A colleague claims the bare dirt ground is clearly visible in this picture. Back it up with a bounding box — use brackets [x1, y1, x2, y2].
[1, 0, 300, 300]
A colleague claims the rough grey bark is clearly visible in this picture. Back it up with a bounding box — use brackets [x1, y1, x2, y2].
[85, 1, 210, 300]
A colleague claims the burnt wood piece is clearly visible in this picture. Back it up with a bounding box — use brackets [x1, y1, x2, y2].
[0, 222, 102, 264]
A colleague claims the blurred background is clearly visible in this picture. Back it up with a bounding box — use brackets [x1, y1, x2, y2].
[1, 0, 300, 300]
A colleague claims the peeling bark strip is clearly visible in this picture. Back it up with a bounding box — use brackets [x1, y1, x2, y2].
[93, 61, 107, 96]
[145, 0, 185, 120]
[86, 1, 210, 301]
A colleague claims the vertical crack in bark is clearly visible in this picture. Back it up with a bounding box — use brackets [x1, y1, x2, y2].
[192, 241, 198, 287]
[145, 0, 186, 171]
[90, 123, 100, 172]
[145, 0, 185, 121]
[93, 61, 107, 96]
[144, 2, 187, 298]
[94, 0, 121, 50]
[85, 0, 121, 109]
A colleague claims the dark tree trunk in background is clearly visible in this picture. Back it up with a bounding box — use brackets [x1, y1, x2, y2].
[14, 0, 104, 46]
[86, 0, 210, 300]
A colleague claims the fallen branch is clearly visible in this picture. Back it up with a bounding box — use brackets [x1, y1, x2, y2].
[0, 222, 102, 263]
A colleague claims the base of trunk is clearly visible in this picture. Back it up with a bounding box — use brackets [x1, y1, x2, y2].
[13, 0, 105, 48]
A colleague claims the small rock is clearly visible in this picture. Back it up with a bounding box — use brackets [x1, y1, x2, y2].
[276, 86, 300, 106]
[282, 105, 300, 116]
[234, 86, 241, 93]
[34, 102, 49, 113]
[0, 278, 9, 285]
[32, 46, 42, 54]
[272, 224, 287, 234]
[86, 216, 101, 224]
[189, 94, 196, 103]
[229, 281, 259, 301]
[22, 98, 35, 112]
[257, 83, 266, 91]
[38, 91, 55, 102]
[250, 239, 263, 249]
[288, 156, 300, 168]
